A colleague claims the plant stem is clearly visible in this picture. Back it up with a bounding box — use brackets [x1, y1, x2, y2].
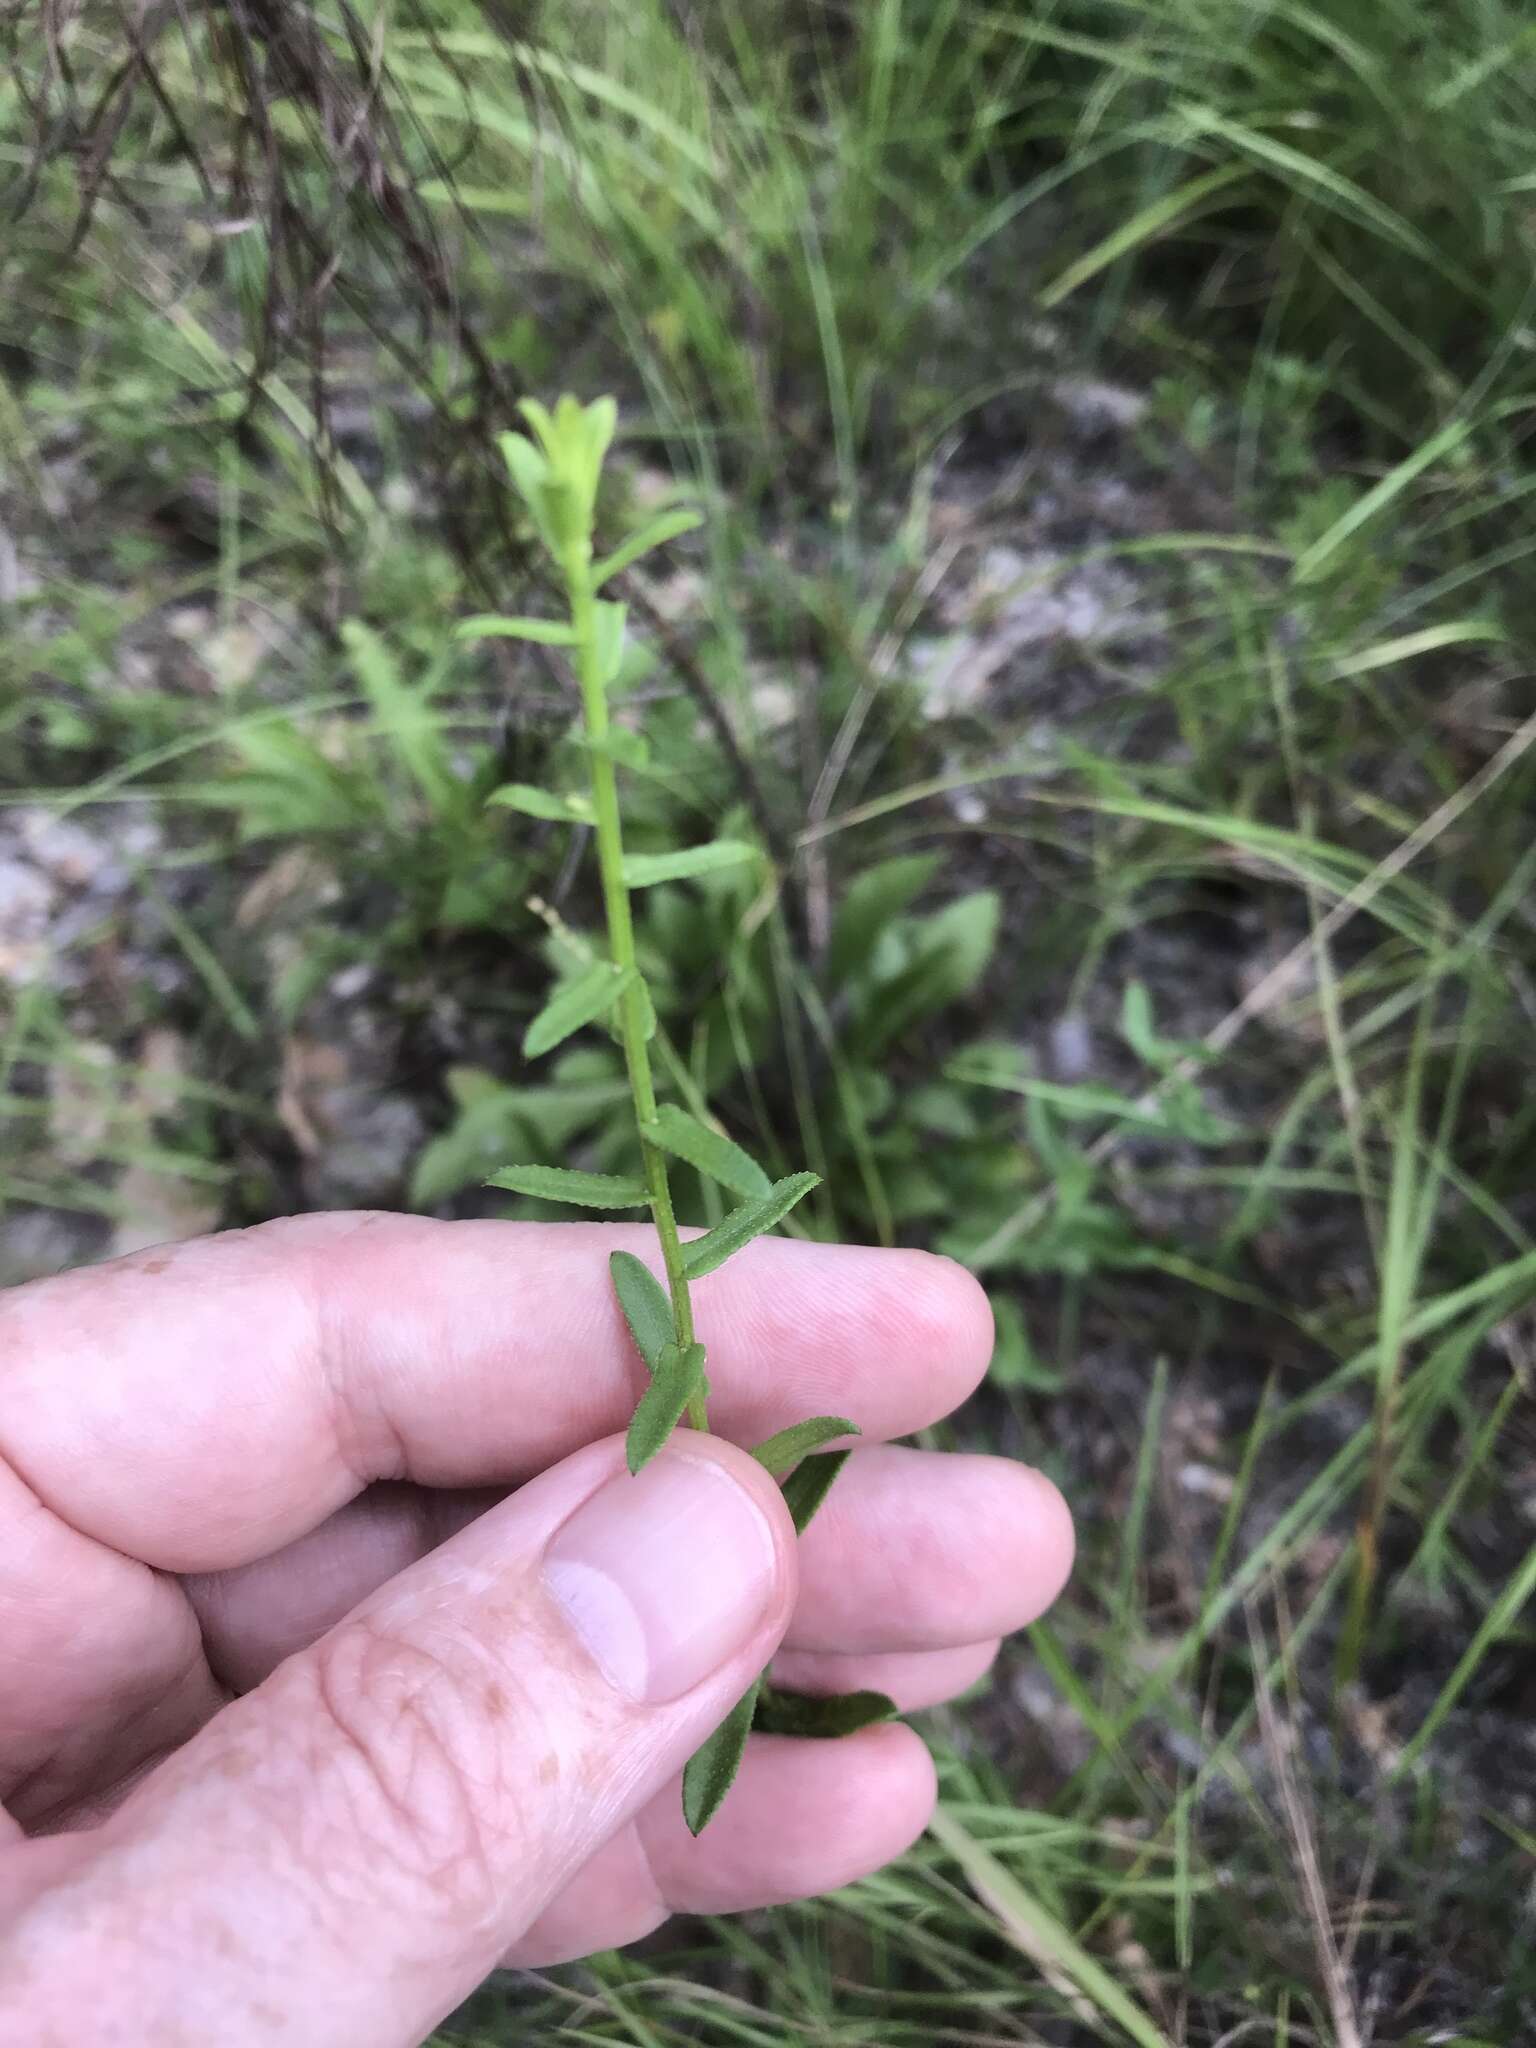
[563, 540, 706, 1429]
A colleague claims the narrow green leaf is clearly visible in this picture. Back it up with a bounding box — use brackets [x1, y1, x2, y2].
[594, 507, 703, 588]
[455, 614, 577, 646]
[622, 840, 757, 888]
[780, 1449, 849, 1534]
[626, 1341, 707, 1474]
[486, 1165, 648, 1208]
[753, 1687, 897, 1738]
[683, 1678, 759, 1836]
[750, 1416, 858, 1472]
[610, 1250, 675, 1371]
[593, 600, 627, 684]
[643, 1103, 771, 1198]
[1038, 163, 1248, 310]
[683, 1172, 821, 1279]
[585, 394, 618, 471]
[498, 430, 551, 528]
[515, 400, 556, 453]
[487, 783, 590, 822]
[524, 961, 635, 1060]
[928, 1806, 1176, 2048]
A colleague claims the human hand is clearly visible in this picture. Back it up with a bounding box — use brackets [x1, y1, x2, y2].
[0, 1213, 1073, 2045]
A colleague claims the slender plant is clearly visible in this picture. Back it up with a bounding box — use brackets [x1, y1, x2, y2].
[459, 395, 894, 1831]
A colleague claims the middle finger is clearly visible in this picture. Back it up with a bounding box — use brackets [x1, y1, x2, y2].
[188, 1447, 1073, 1689]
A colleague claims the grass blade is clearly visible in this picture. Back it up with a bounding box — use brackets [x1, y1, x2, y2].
[1393, 1537, 1536, 1779]
[928, 1805, 1174, 2048]
[1039, 162, 1248, 309]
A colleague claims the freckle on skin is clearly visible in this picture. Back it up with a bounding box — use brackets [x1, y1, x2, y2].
[482, 1683, 507, 1720]
[538, 1753, 559, 1786]
[140, 1257, 171, 1274]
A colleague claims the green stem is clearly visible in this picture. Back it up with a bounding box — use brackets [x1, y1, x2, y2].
[564, 541, 706, 1429]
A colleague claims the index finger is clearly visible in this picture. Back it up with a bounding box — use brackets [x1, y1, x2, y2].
[0, 1213, 992, 1572]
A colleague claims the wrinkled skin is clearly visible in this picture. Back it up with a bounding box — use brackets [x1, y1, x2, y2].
[0, 1213, 1073, 2045]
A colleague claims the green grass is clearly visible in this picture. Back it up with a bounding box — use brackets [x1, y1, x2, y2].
[6, 0, 1536, 2039]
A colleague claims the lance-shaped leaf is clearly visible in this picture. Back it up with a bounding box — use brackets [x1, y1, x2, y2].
[622, 840, 757, 889]
[683, 1172, 820, 1280]
[524, 960, 635, 1060]
[610, 1250, 675, 1372]
[498, 430, 556, 547]
[454, 614, 576, 646]
[683, 1677, 759, 1836]
[750, 1416, 858, 1473]
[486, 1165, 648, 1208]
[593, 601, 627, 684]
[780, 1448, 850, 1533]
[488, 783, 591, 822]
[594, 507, 703, 588]
[627, 1341, 707, 1474]
[753, 1687, 897, 1739]
[643, 1103, 771, 1199]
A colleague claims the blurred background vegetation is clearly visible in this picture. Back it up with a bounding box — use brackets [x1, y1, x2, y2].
[5, 2, 1536, 2040]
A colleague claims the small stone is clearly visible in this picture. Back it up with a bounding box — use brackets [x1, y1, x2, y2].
[1049, 1012, 1094, 1080]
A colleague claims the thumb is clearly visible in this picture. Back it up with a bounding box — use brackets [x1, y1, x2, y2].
[0, 1436, 795, 2047]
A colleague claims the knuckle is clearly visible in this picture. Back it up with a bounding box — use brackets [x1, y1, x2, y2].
[292, 1614, 534, 1935]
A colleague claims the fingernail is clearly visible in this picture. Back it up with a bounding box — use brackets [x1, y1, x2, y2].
[544, 1451, 779, 1703]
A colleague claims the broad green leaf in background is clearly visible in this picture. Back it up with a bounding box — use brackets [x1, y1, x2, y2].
[339, 620, 454, 814]
[610, 1249, 675, 1370]
[751, 1416, 858, 1471]
[626, 1341, 708, 1472]
[623, 839, 757, 888]
[987, 1295, 1066, 1393]
[859, 889, 1000, 1054]
[643, 1102, 771, 1198]
[780, 1448, 850, 1533]
[585, 727, 650, 770]
[683, 1678, 759, 1836]
[524, 960, 635, 1058]
[410, 1061, 629, 1208]
[486, 1164, 648, 1207]
[827, 851, 942, 984]
[1119, 980, 1206, 1069]
[682, 1171, 820, 1278]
